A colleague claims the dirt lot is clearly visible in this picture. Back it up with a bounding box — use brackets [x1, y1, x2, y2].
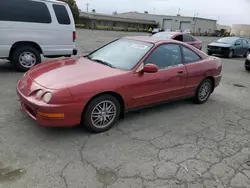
[0, 29, 250, 188]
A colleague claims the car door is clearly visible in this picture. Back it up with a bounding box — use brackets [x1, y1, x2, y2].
[242, 39, 249, 55]
[180, 45, 205, 96]
[129, 43, 188, 108]
[234, 39, 243, 55]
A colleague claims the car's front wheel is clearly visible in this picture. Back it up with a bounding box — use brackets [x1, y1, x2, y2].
[227, 50, 234, 58]
[82, 95, 121, 133]
[12, 46, 41, 72]
[245, 67, 250, 71]
[194, 79, 213, 104]
[244, 50, 250, 58]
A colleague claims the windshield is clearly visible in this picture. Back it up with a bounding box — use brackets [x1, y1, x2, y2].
[151, 32, 174, 39]
[87, 39, 154, 70]
[216, 37, 238, 44]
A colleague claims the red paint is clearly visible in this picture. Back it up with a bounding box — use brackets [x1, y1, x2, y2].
[16, 37, 222, 127]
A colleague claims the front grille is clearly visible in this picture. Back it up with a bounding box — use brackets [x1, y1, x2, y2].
[24, 103, 36, 118]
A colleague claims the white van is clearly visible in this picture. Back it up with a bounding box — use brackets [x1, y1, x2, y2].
[0, 0, 77, 71]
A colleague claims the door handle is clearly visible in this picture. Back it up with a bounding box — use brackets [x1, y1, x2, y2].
[177, 70, 184, 74]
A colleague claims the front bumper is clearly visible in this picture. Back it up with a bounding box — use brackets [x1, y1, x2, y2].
[207, 47, 230, 55]
[16, 80, 84, 127]
[245, 59, 250, 68]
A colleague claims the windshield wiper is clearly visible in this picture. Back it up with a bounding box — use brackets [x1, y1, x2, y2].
[91, 59, 115, 68]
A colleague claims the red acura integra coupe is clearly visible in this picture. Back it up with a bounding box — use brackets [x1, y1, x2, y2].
[17, 37, 222, 133]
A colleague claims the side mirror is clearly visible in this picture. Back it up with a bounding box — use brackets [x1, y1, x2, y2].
[142, 63, 158, 73]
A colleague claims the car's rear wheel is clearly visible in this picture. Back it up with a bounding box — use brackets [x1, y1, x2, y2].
[245, 67, 250, 71]
[194, 78, 213, 104]
[227, 50, 234, 58]
[12, 46, 41, 72]
[82, 95, 121, 133]
[244, 50, 250, 58]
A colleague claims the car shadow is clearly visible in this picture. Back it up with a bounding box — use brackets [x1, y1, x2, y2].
[123, 98, 192, 120]
[0, 60, 17, 73]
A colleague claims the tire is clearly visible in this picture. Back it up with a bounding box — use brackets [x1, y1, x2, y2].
[227, 50, 234, 58]
[194, 79, 213, 104]
[82, 95, 121, 133]
[245, 67, 250, 71]
[11, 46, 41, 72]
[244, 50, 250, 58]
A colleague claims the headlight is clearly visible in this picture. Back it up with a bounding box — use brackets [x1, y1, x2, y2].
[247, 54, 250, 60]
[35, 90, 43, 99]
[43, 92, 52, 103]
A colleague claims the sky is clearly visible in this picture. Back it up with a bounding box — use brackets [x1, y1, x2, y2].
[75, 0, 250, 26]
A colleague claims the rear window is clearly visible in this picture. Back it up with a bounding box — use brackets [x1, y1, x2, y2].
[0, 0, 51, 24]
[151, 33, 174, 39]
[53, 4, 71, 25]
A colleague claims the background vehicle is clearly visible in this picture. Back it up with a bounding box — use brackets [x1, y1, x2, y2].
[245, 54, 250, 71]
[207, 37, 250, 58]
[152, 28, 164, 35]
[0, 0, 77, 71]
[184, 29, 191, 34]
[17, 37, 222, 133]
[151, 32, 202, 50]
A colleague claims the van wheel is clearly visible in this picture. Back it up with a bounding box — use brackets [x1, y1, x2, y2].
[12, 46, 41, 72]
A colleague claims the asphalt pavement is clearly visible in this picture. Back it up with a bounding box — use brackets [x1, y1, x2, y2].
[0, 29, 250, 188]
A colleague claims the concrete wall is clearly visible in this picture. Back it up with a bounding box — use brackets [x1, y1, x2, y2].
[117, 12, 217, 34]
[217, 24, 231, 32]
[231, 24, 250, 36]
[193, 18, 217, 34]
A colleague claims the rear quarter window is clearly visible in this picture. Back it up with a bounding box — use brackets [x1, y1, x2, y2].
[53, 4, 71, 25]
[0, 0, 51, 24]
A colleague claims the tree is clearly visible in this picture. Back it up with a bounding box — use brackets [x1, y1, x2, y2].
[112, 11, 118, 15]
[59, 0, 79, 23]
[92, 9, 96, 13]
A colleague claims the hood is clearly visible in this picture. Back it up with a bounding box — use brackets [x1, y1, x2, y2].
[208, 42, 232, 48]
[28, 57, 126, 89]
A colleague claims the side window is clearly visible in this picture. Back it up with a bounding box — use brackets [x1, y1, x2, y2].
[183, 35, 193, 42]
[53, 4, 71, 25]
[191, 36, 197, 41]
[182, 46, 201, 63]
[0, 0, 51, 24]
[145, 44, 182, 69]
[235, 40, 242, 45]
[242, 40, 249, 45]
[173, 35, 183, 42]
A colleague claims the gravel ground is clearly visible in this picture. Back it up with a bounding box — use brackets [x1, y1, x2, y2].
[0, 29, 250, 188]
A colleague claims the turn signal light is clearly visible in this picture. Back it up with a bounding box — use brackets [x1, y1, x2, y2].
[37, 112, 65, 118]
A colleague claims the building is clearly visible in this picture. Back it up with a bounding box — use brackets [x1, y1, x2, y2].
[216, 24, 231, 33]
[231, 24, 250, 37]
[117, 12, 217, 35]
[78, 12, 157, 31]
[78, 11, 217, 35]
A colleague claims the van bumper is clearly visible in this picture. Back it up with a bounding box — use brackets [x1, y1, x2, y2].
[73, 48, 78, 55]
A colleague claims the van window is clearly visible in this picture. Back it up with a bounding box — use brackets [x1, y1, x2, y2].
[0, 0, 52, 24]
[53, 4, 71, 25]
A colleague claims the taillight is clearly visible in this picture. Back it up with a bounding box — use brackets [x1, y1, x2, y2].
[73, 31, 76, 42]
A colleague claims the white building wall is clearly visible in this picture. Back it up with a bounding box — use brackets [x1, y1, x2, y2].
[193, 18, 217, 34]
[231, 24, 250, 36]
